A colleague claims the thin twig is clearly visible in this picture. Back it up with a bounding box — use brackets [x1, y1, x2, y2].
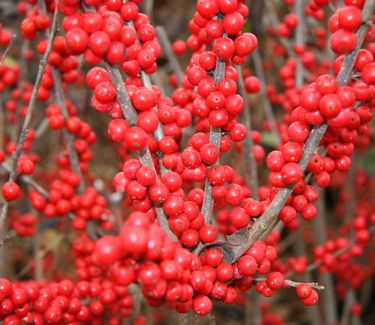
[293, 228, 322, 325]
[122, 8, 169, 175]
[236, 65, 259, 199]
[295, 0, 305, 88]
[144, 0, 154, 20]
[0, 34, 16, 66]
[0, 5, 59, 237]
[1, 162, 48, 197]
[245, 290, 262, 325]
[51, 68, 85, 193]
[252, 49, 281, 146]
[253, 277, 325, 290]
[34, 117, 49, 139]
[294, 3, 325, 324]
[0, 230, 16, 246]
[140, 70, 168, 175]
[156, 26, 184, 88]
[16, 233, 64, 279]
[340, 289, 357, 325]
[106, 64, 177, 241]
[0, 95, 4, 150]
[340, 155, 360, 325]
[34, 225, 43, 281]
[229, 0, 375, 261]
[201, 58, 226, 225]
[265, 0, 295, 58]
[314, 190, 338, 325]
[301, 224, 375, 275]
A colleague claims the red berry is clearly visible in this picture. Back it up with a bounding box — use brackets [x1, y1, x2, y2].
[192, 295, 212, 315]
[2, 182, 20, 202]
[281, 163, 303, 185]
[65, 27, 89, 55]
[266, 272, 285, 290]
[95, 236, 122, 264]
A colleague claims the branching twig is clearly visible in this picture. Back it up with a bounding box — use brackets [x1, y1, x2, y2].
[294, 3, 325, 324]
[296, 224, 375, 275]
[51, 68, 85, 193]
[1, 162, 48, 197]
[266, 0, 295, 58]
[16, 233, 64, 279]
[0, 5, 59, 237]
[106, 64, 177, 241]
[123, 9, 169, 175]
[228, 0, 375, 261]
[140, 70, 168, 175]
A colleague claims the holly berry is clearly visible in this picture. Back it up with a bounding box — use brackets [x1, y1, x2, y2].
[2, 182, 20, 202]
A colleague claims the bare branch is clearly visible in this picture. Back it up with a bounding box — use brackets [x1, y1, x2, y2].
[51, 68, 85, 193]
[295, 0, 305, 88]
[236, 65, 259, 199]
[156, 26, 184, 88]
[251, 49, 281, 146]
[201, 58, 226, 225]
[0, 34, 15, 66]
[253, 277, 325, 290]
[1, 162, 48, 198]
[106, 64, 177, 241]
[229, 0, 375, 261]
[0, 5, 59, 237]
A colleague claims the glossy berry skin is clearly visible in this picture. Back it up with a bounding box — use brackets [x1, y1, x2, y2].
[108, 119, 128, 142]
[212, 37, 235, 59]
[361, 63, 375, 85]
[65, 28, 89, 55]
[89, 31, 111, 57]
[95, 236, 122, 264]
[197, 0, 219, 19]
[282, 142, 302, 163]
[337, 5, 362, 31]
[124, 127, 147, 150]
[200, 144, 219, 165]
[319, 94, 342, 119]
[296, 284, 312, 299]
[94, 81, 116, 104]
[267, 151, 285, 172]
[199, 225, 218, 243]
[192, 295, 212, 315]
[281, 163, 303, 185]
[235, 33, 257, 56]
[302, 289, 319, 306]
[3, 0, 375, 320]
[223, 12, 244, 35]
[329, 29, 356, 54]
[2, 182, 21, 202]
[266, 272, 285, 290]
[237, 255, 258, 276]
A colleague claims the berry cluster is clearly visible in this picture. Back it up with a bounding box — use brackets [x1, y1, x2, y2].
[0, 0, 374, 324]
